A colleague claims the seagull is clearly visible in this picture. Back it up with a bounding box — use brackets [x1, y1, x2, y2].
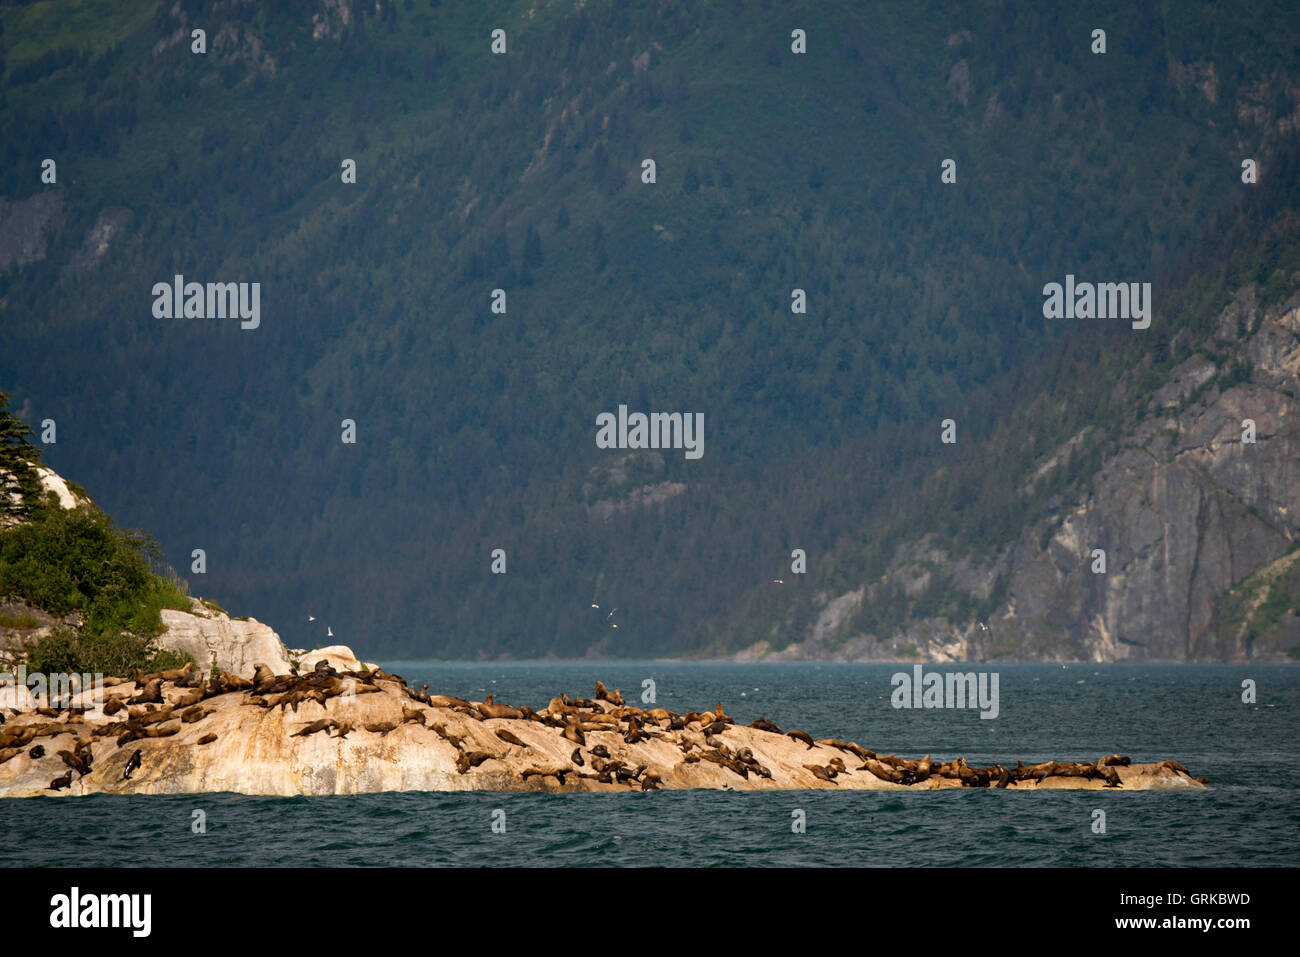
[591, 604, 599, 609]
[611, 623, 619, 629]
[327, 626, 334, 638]
[307, 615, 316, 622]
[772, 579, 785, 584]
[607, 608, 617, 618]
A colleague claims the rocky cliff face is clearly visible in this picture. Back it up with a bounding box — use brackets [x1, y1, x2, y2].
[155, 601, 293, 678]
[765, 285, 1300, 663]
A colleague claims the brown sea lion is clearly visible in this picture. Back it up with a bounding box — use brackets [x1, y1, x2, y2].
[102, 697, 125, 716]
[495, 728, 529, 748]
[818, 739, 874, 762]
[197, 733, 218, 745]
[562, 721, 586, 747]
[48, 771, 73, 791]
[293, 719, 334, 737]
[332, 720, 354, 739]
[364, 721, 398, 736]
[180, 706, 206, 724]
[570, 747, 585, 766]
[641, 770, 662, 791]
[57, 749, 90, 777]
[786, 729, 815, 749]
[454, 750, 494, 774]
[401, 707, 427, 726]
[478, 697, 521, 720]
[1160, 760, 1191, 776]
[589, 744, 611, 758]
[0, 747, 20, 765]
[749, 717, 782, 734]
[128, 679, 163, 705]
[1097, 754, 1131, 767]
[804, 764, 838, 785]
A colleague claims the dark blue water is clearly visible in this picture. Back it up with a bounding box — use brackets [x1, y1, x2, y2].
[2, 663, 1295, 866]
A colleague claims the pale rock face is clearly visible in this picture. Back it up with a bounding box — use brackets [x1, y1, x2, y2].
[297, 645, 365, 673]
[156, 603, 292, 678]
[0, 683, 34, 711]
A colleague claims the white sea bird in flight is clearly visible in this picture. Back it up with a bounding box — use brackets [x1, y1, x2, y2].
[607, 608, 617, 618]
[327, 626, 334, 638]
[591, 604, 599, 609]
[307, 615, 316, 621]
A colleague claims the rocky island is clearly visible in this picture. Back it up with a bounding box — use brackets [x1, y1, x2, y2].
[0, 650, 1207, 797]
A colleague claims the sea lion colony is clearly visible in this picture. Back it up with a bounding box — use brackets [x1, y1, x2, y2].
[0, 664, 1208, 796]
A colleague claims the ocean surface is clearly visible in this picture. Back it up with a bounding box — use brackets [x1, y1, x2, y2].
[1, 662, 1296, 867]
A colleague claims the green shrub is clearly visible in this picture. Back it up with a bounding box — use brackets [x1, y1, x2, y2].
[23, 625, 192, 678]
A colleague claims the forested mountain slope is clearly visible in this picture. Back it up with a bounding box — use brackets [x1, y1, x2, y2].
[2, 0, 1298, 659]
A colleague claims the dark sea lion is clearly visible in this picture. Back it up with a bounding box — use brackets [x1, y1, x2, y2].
[48, 771, 73, 791]
[29, 744, 46, 759]
[197, 733, 218, 745]
[1097, 754, 1131, 767]
[517, 705, 540, 721]
[1096, 764, 1123, 787]
[1195, 776, 1210, 785]
[122, 748, 143, 779]
[1160, 760, 1191, 776]
[641, 770, 662, 790]
[625, 728, 648, 744]
[595, 681, 612, 701]
[590, 744, 611, 758]
[701, 720, 727, 737]
[570, 747, 585, 766]
[495, 728, 528, 748]
[748, 717, 782, 734]
[786, 729, 815, 749]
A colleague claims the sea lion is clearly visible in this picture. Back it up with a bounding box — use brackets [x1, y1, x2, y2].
[293, 719, 335, 738]
[786, 729, 815, 749]
[0, 747, 20, 765]
[244, 695, 271, 708]
[478, 697, 521, 720]
[562, 721, 586, 747]
[495, 728, 529, 748]
[589, 745, 611, 758]
[748, 717, 782, 734]
[401, 707, 428, 726]
[29, 744, 46, 759]
[128, 679, 163, 705]
[180, 706, 206, 724]
[104, 698, 126, 716]
[701, 720, 728, 737]
[197, 733, 218, 745]
[454, 750, 494, 774]
[641, 770, 662, 790]
[1097, 754, 1131, 767]
[332, 720, 354, 739]
[57, 749, 91, 777]
[122, 748, 143, 780]
[364, 721, 398, 736]
[804, 764, 838, 785]
[570, 747, 585, 766]
[1160, 760, 1191, 776]
[48, 771, 73, 791]
[818, 739, 874, 762]
[251, 664, 278, 694]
